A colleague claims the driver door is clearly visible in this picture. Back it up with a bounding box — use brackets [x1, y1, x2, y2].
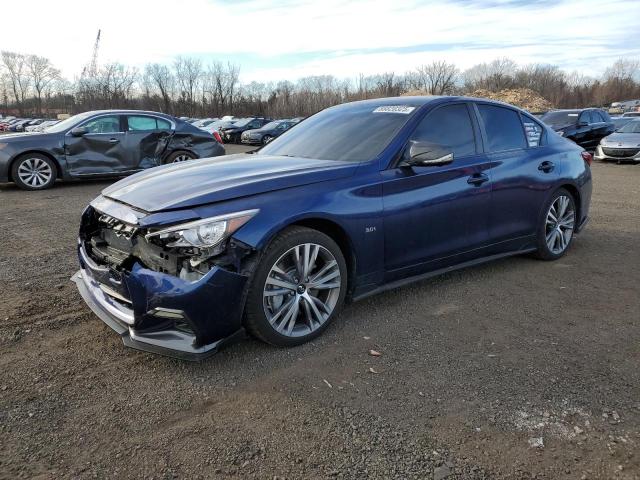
[381, 103, 492, 281]
[65, 115, 127, 175]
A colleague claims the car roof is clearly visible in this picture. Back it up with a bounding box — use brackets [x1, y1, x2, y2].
[81, 109, 177, 120]
[545, 108, 603, 113]
[335, 95, 540, 113]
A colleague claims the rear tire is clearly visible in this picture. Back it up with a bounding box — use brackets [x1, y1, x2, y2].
[164, 150, 196, 164]
[534, 188, 576, 260]
[11, 153, 57, 190]
[244, 226, 347, 347]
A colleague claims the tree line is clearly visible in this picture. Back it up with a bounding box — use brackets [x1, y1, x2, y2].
[1, 51, 639, 118]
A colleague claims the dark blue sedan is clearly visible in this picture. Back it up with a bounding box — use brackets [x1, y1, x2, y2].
[73, 96, 592, 360]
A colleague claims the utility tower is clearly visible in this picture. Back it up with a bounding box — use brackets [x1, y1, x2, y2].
[81, 29, 101, 80]
[88, 29, 101, 77]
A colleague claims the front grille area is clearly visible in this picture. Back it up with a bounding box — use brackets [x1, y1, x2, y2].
[602, 147, 640, 158]
[98, 214, 138, 239]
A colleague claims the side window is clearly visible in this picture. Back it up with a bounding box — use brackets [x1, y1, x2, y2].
[593, 111, 604, 123]
[82, 116, 121, 134]
[578, 111, 591, 125]
[477, 105, 526, 152]
[522, 115, 543, 147]
[410, 104, 476, 158]
[157, 118, 171, 130]
[128, 116, 158, 131]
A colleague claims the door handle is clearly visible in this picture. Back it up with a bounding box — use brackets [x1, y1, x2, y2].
[108, 138, 119, 144]
[538, 161, 555, 173]
[467, 173, 489, 186]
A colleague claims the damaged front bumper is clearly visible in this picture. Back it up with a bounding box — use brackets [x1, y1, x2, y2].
[72, 242, 248, 361]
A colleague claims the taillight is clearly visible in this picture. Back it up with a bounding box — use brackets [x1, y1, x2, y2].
[581, 151, 593, 166]
[213, 131, 222, 143]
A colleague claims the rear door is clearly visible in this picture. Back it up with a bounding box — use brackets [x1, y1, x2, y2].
[382, 102, 492, 280]
[64, 115, 128, 175]
[590, 110, 613, 145]
[123, 115, 174, 169]
[475, 104, 557, 246]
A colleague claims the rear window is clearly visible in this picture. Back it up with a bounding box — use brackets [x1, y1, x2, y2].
[128, 116, 172, 131]
[477, 105, 526, 152]
[540, 111, 579, 127]
[522, 115, 543, 147]
[259, 103, 416, 162]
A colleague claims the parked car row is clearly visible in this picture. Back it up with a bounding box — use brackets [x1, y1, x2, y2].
[176, 115, 304, 144]
[537, 108, 640, 163]
[0, 117, 59, 132]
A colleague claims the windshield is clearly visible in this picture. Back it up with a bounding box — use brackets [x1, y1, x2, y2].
[617, 120, 640, 134]
[259, 102, 416, 162]
[540, 111, 580, 126]
[231, 118, 252, 127]
[45, 112, 94, 133]
[260, 121, 281, 130]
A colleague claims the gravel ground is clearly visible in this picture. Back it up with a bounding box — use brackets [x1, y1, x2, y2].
[1, 151, 639, 480]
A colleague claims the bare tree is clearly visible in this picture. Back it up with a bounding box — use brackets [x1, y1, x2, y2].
[514, 64, 566, 105]
[94, 63, 138, 108]
[26, 55, 60, 115]
[463, 57, 517, 91]
[415, 61, 458, 95]
[174, 56, 202, 116]
[144, 63, 175, 113]
[1, 51, 31, 114]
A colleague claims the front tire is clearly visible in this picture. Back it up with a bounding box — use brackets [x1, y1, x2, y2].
[244, 227, 347, 347]
[262, 135, 272, 145]
[534, 188, 576, 260]
[11, 153, 57, 190]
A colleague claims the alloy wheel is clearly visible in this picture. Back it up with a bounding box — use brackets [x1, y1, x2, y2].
[17, 158, 53, 188]
[545, 195, 575, 255]
[172, 154, 193, 163]
[263, 243, 342, 337]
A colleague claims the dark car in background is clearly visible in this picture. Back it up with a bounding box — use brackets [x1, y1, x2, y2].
[73, 96, 592, 360]
[241, 120, 297, 145]
[0, 109, 225, 190]
[220, 117, 271, 144]
[540, 109, 614, 150]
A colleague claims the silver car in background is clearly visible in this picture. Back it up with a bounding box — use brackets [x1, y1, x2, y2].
[594, 119, 640, 163]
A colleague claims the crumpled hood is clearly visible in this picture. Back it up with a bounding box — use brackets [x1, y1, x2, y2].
[102, 154, 357, 212]
[601, 132, 640, 147]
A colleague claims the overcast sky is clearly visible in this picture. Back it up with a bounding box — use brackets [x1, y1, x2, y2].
[2, 0, 639, 82]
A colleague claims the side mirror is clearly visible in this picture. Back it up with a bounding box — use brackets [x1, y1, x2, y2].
[70, 126, 88, 137]
[402, 141, 454, 167]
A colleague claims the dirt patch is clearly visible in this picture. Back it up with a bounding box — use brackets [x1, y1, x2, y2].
[1, 157, 639, 479]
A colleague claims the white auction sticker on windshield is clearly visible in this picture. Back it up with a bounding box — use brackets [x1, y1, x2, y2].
[373, 106, 415, 114]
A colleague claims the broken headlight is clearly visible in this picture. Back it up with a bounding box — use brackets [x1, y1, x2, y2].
[145, 209, 259, 249]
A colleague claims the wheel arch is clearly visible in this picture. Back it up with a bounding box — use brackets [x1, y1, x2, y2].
[275, 217, 357, 297]
[163, 148, 199, 163]
[9, 150, 63, 182]
[559, 183, 582, 227]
